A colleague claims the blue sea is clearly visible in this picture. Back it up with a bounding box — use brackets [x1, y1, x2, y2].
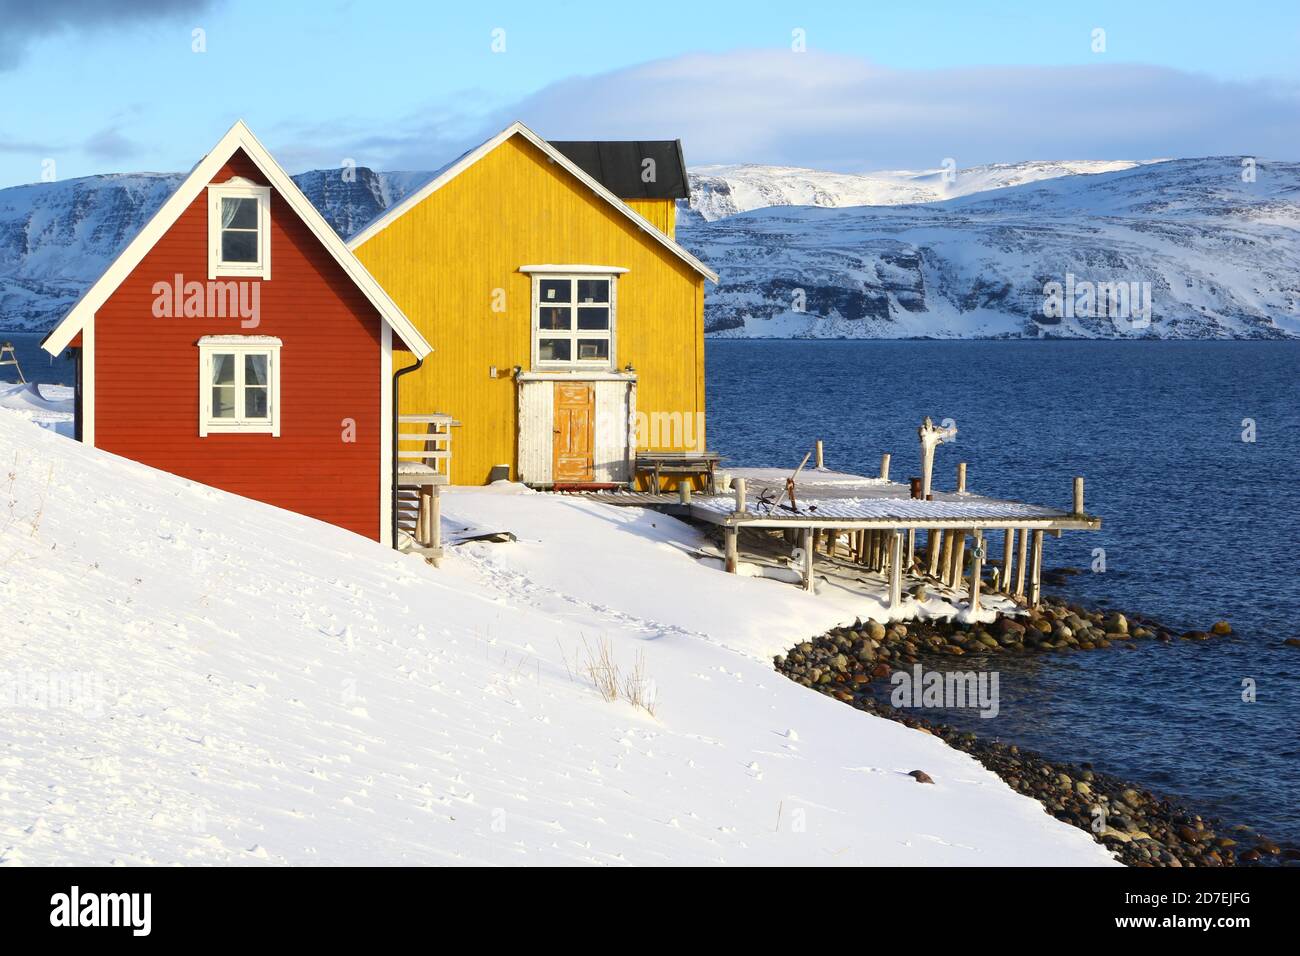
[1, 332, 75, 386]
[707, 339, 1300, 847]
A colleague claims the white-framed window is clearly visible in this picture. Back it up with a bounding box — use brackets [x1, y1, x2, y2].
[530, 273, 618, 369]
[197, 335, 282, 436]
[208, 178, 271, 279]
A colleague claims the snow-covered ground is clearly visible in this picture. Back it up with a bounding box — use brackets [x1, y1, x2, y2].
[0, 382, 73, 436]
[0, 409, 1116, 865]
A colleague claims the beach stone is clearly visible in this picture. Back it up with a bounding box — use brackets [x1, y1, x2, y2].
[1106, 612, 1129, 635]
[865, 620, 886, 640]
[1284, 638, 1300, 648]
[908, 770, 934, 784]
[1210, 620, 1232, 636]
[910, 585, 927, 601]
[1182, 630, 1210, 641]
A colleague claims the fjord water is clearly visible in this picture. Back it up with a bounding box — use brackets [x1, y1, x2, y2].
[707, 339, 1300, 846]
[2, 332, 74, 385]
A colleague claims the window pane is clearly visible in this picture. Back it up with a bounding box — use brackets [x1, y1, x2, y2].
[539, 338, 571, 361]
[576, 279, 609, 304]
[244, 353, 268, 386]
[212, 385, 236, 418]
[576, 339, 609, 361]
[223, 196, 259, 229]
[539, 305, 571, 330]
[212, 353, 236, 385]
[577, 307, 609, 330]
[222, 230, 259, 263]
[244, 386, 268, 419]
[539, 279, 570, 303]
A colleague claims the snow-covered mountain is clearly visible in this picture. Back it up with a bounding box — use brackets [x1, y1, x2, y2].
[686, 160, 1152, 222]
[1, 156, 1297, 339]
[679, 157, 1300, 339]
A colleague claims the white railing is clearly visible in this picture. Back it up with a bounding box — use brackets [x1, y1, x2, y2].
[396, 414, 460, 557]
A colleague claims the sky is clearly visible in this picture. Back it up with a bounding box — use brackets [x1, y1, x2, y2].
[1, 0, 1299, 186]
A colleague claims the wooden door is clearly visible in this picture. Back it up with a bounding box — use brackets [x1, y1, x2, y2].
[553, 383, 595, 483]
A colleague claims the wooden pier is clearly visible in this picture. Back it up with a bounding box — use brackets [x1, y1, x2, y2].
[565, 430, 1100, 611]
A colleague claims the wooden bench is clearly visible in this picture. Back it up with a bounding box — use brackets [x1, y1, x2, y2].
[635, 451, 723, 495]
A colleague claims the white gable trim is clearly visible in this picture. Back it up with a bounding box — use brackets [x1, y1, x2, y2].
[42, 120, 432, 361]
[346, 122, 719, 284]
[81, 316, 95, 447]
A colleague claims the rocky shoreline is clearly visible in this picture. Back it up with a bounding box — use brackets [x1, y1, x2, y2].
[773, 591, 1292, 867]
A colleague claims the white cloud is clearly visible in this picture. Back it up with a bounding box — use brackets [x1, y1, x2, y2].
[487, 50, 1300, 170]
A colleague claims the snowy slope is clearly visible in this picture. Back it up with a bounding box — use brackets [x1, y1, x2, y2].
[0, 412, 1115, 866]
[687, 160, 1152, 221]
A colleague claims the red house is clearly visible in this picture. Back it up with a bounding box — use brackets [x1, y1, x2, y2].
[42, 121, 432, 544]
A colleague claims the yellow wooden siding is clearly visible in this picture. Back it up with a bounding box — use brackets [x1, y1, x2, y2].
[625, 198, 677, 239]
[355, 135, 706, 486]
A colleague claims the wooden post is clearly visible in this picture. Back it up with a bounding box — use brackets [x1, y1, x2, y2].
[801, 527, 815, 592]
[957, 462, 967, 494]
[1073, 476, 1085, 515]
[429, 485, 443, 566]
[733, 477, 747, 514]
[1001, 528, 1014, 593]
[725, 526, 738, 574]
[679, 482, 692, 505]
[1015, 528, 1028, 598]
[907, 529, 916, 569]
[1029, 529, 1044, 607]
[889, 530, 904, 608]
[815, 440, 824, 469]
[969, 530, 984, 612]
[879, 453, 891, 481]
[932, 529, 948, 578]
[416, 484, 429, 546]
[951, 531, 966, 588]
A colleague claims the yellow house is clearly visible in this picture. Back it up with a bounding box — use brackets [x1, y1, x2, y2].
[348, 122, 717, 488]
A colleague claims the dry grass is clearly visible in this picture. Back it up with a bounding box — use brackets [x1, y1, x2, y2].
[578, 636, 657, 716]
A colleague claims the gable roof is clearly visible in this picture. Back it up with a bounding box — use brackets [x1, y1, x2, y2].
[346, 122, 718, 283]
[548, 140, 689, 200]
[42, 121, 433, 359]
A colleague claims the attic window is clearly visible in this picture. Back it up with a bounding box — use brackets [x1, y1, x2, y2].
[208, 180, 271, 279]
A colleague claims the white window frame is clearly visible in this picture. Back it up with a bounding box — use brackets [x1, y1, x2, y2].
[197, 335, 282, 437]
[208, 178, 271, 280]
[529, 272, 619, 371]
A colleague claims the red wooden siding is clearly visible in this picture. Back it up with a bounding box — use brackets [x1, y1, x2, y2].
[93, 149, 384, 539]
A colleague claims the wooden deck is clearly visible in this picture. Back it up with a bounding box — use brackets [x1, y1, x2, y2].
[561, 463, 1099, 608]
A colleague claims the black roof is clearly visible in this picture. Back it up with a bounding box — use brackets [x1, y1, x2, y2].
[548, 140, 689, 200]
